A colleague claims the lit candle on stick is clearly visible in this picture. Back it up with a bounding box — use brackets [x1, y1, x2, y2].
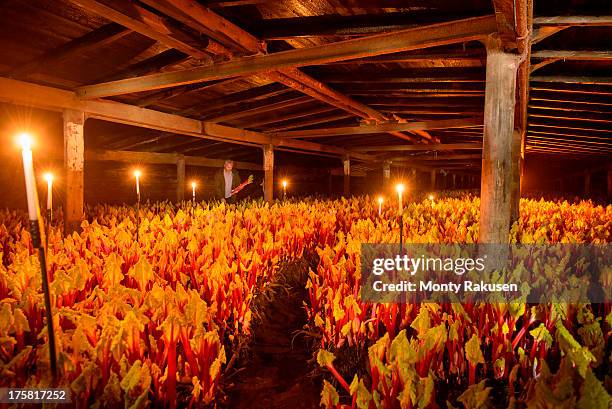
[282, 179, 287, 199]
[44, 172, 53, 221]
[17, 132, 57, 380]
[396, 183, 405, 215]
[191, 181, 197, 203]
[133, 169, 141, 242]
[133, 169, 141, 202]
[377, 196, 383, 216]
[19, 133, 38, 220]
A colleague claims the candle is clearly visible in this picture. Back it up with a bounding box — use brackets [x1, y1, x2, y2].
[191, 181, 197, 202]
[377, 196, 383, 216]
[133, 169, 141, 199]
[16, 132, 57, 380]
[396, 183, 405, 215]
[282, 179, 287, 199]
[18, 133, 38, 220]
[44, 173, 53, 211]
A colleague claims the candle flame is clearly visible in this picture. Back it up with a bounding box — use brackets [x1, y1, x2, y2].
[282, 180, 287, 188]
[377, 196, 384, 204]
[44, 172, 54, 183]
[191, 181, 197, 189]
[428, 194, 435, 201]
[395, 183, 405, 194]
[133, 169, 141, 178]
[17, 132, 33, 151]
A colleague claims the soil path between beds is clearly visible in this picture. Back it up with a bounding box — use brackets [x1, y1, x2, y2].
[225, 260, 321, 409]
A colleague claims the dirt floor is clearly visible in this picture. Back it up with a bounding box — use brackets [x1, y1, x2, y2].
[224, 260, 321, 409]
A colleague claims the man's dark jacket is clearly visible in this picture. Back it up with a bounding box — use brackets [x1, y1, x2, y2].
[213, 169, 241, 199]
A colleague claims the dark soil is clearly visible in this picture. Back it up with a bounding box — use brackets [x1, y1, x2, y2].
[223, 259, 321, 409]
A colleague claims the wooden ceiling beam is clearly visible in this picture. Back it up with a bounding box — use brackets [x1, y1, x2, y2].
[203, 94, 312, 123]
[388, 154, 482, 161]
[245, 11, 481, 39]
[352, 143, 483, 152]
[530, 92, 612, 105]
[76, 15, 497, 98]
[95, 49, 190, 83]
[8, 23, 131, 78]
[68, 0, 218, 60]
[139, 0, 265, 54]
[325, 53, 484, 66]
[533, 16, 612, 26]
[266, 69, 427, 143]
[531, 76, 612, 85]
[0, 77, 374, 160]
[531, 50, 612, 60]
[132, 78, 240, 107]
[275, 117, 483, 139]
[138, 0, 433, 143]
[241, 106, 338, 129]
[266, 113, 354, 132]
[324, 75, 485, 83]
[86, 149, 263, 170]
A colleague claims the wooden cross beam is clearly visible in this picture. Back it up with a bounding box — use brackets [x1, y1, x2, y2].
[0, 77, 375, 161]
[75, 15, 497, 98]
[275, 117, 483, 138]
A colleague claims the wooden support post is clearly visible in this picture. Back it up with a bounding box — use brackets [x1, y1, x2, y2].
[63, 109, 85, 234]
[479, 37, 520, 244]
[263, 144, 274, 202]
[584, 172, 591, 197]
[430, 170, 436, 190]
[383, 161, 391, 190]
[176, 155, 185, 202]
[452, 174, 457, 189]
[343, 156, 350, 197]
[510, 129, 522, 224]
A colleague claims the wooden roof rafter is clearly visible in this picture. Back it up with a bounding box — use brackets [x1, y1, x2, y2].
[75, 15, 497, 98]
[73, 0, 471, 143]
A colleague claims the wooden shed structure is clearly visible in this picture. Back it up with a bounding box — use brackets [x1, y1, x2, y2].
[0, 0, 610, 239]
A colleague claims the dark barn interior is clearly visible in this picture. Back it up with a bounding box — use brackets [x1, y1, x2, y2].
[0, 1, 611, 408]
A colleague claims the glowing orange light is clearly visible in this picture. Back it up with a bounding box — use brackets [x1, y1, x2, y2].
[17, 132, 33, 151]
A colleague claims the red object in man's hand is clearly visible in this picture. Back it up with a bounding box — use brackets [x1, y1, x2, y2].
[231, 174, 254, 196]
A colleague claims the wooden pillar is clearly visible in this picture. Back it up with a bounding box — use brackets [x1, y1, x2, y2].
[63, 109, 85, 234]
[383, 161, 391, 189]
[479, 36, 521, 244]
[510, 129, 522, 224]
[430, 170, 436, 190]
[343, 156, 350, 197]
[176, 155, 185, 202]
[452, 174, 457, 189]
[263, 144, 274, 202]
[584, 172, 591, 197]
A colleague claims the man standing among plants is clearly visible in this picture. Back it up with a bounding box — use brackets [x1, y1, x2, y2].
[214, 159, 241, 203]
